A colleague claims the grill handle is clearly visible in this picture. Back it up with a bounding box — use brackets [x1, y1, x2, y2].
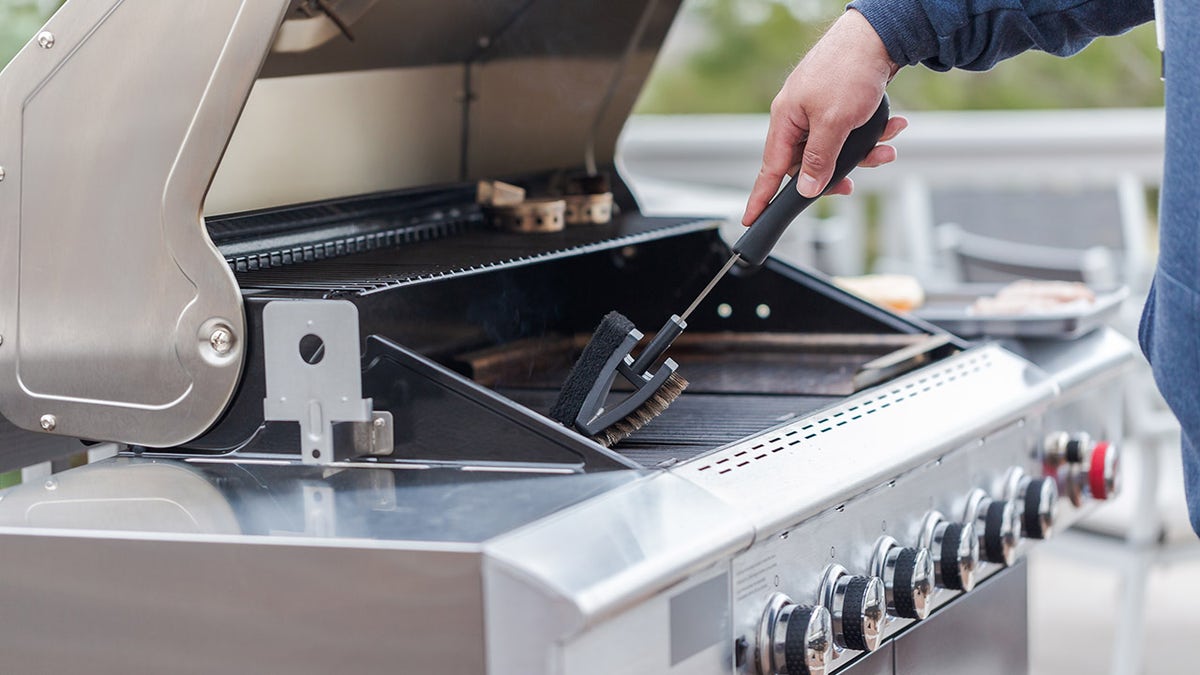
[733, 93, 890, 266]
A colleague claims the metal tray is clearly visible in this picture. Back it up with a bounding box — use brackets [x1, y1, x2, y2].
[914, 284, 1128, 339]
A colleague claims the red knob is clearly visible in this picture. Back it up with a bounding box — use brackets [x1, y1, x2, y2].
[1088, 441, 1117, 500]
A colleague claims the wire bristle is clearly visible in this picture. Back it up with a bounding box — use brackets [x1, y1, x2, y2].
[593, 372, 688, 447]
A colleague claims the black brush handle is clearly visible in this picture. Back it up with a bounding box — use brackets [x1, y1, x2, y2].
[733, 93, 891, 266]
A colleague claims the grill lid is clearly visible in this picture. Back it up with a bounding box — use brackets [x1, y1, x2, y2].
[208, 0, 684, 214]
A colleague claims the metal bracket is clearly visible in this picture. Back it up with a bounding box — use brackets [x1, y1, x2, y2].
[262, 300, 372, 464]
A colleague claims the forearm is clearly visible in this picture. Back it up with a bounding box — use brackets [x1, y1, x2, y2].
[848, 0, 1154, 72]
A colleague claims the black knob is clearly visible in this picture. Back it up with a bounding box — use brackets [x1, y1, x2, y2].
[839, 576, 885, 652]
[1065, 437, 1088, 463]
[781, 605, 832, 675]
[982, 500, 1019, 566]
[935, 522, 978, 591]
[889, 547, 934, 620]
[1022, 476, 1058, 539]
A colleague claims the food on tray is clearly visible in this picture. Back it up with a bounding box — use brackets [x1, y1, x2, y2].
[833, 274, 926, 312]
[969, 280, 1096, 316]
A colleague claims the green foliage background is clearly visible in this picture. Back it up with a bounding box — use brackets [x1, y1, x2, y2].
[0, 0, 1162, 112]
[639, 0, 1163, 113]
[0, 1, 62, 68]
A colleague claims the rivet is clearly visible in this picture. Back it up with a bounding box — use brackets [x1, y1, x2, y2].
[0, 334, 4, 346]
[373, 417, 385, 428]
[43, 478, 57, 491]
[209, 326, 234, 355]
[39, 414, 57, 431]
[0, 166, 6, 182]
[36, 31, 55, 49]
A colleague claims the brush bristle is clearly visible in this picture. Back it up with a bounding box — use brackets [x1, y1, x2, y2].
[593, 372, 688, 447]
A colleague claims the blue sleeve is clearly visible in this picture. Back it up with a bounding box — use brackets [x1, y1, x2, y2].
[846, 0, 1154, 71]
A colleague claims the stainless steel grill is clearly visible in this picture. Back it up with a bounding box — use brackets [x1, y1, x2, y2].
[0, 1, 1132, 674]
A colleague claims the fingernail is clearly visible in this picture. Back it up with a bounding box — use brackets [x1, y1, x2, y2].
[797, 172, 821, 197]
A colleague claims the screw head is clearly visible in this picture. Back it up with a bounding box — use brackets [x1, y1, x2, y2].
[373, 416, 385, 428]
[209, 326, 234, 355]
[39, 414, 57, 431]
[0, 334, 4, 347]
[0, 166, 6, 182]
[36, 31, 55, 49]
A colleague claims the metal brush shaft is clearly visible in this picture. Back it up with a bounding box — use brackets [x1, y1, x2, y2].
[631, 252, 740, 374]
[681, 253, 740, 322]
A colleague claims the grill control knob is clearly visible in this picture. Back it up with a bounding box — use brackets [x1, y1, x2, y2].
[963, 489, 1021, 566]
[1088, 440, 1119, 500]
[1005, 469, 1058, 540]
[1043, 431, 1088, 468]
[870, 536, 934, 620]
[818, 564, 886, 653]
[919, 511, 979, 592]
[757, 593, 833, 675]
[1043, 433, 1120, 505]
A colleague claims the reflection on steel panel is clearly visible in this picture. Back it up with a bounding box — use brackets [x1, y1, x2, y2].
[894, 562, 1029, 675]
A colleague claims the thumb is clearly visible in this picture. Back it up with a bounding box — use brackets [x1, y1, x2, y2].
[796, 123, 851, 199]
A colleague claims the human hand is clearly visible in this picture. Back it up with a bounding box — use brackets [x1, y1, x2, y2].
[742, 9, 905, 226]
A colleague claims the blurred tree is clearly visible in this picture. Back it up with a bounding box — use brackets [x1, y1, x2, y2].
[638, 0, 1163, 113]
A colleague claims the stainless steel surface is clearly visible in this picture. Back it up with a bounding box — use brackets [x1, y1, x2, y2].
[485, 471, 753, 625]
[676, 345, 1055, 535]
[0, 0, 290, 448]
[0, 3, 1141, 673]
[262, 300, 372, 464]
[484, 473, 753, 674]
[209, 1, 681, 214]
[0, 529, 486, 674]
[836, 643, 893, 675]
[893, 562, 1030, 675]
[1011, 326, 1134, 392]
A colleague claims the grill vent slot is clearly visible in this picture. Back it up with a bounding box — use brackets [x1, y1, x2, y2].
[693, 353, 994, 477]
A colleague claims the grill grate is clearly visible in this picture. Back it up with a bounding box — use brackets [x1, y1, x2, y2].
[502, 389, 840, 468]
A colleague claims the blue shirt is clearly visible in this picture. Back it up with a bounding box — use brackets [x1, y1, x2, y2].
[847, 0, 1200, 534]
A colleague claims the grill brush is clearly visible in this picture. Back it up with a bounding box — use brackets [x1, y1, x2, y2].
[551, 95, 891, 447]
